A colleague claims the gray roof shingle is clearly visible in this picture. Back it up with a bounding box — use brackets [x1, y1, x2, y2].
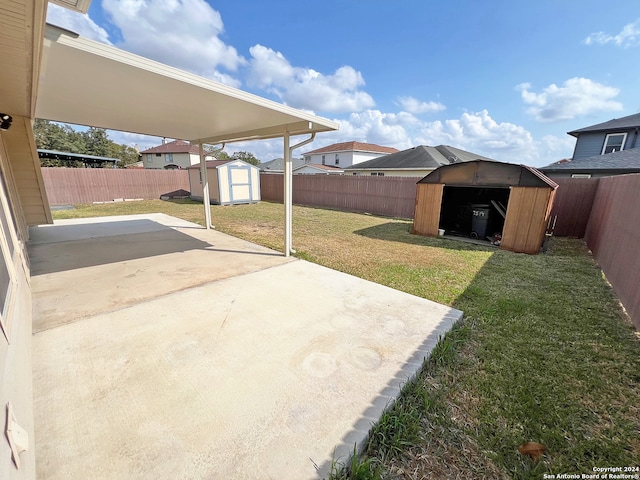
[344, 145, 495, 170]
[540, 147, 640, 172]
[568, 112, 640, 137]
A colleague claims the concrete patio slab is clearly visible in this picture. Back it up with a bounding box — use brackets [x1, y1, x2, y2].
[30, 214, 462, 479]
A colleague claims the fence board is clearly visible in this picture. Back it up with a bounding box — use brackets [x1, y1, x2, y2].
[42, 168, 190, 205]
[548, 178, 600, 237]
[260, 173, 419, 218]
[584, 174, 640, 329]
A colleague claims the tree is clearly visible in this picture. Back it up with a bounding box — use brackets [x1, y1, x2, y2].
[231, 151, 259, 166]
[33, 120, 141, 168]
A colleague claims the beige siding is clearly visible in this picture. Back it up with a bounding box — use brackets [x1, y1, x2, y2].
[2, 116, 52, 226]
[0, 131, 36, 480]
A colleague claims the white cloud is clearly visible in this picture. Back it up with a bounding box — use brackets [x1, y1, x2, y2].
[584, 19, 640, 47]
[102, 0, 245, 83]
[247, 45, 375, 114]
[397, 96, 446, 114]
[46, 3, 111, 43]
[517, 78, 623, 122]
[414, 110, 537, 160]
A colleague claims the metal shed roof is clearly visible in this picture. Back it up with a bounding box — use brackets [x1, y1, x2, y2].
[418, 160, 558, 189]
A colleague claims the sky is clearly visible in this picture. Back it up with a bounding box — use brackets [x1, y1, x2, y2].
[46, 0, 640, 167]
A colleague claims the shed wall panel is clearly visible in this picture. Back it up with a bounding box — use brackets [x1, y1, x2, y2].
[501, 187, 551, 254]
[412, 183, 442, 236]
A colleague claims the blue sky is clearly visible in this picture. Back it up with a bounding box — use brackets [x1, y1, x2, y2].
[47, 0, 640, 166]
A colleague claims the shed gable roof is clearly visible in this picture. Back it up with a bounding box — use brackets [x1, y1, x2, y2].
[418, 160, 557, 189]
[304, 141, 398, 155]
[568, 112, 640, 137]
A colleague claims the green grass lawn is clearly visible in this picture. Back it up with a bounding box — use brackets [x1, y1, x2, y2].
[52, 200, 640, 479]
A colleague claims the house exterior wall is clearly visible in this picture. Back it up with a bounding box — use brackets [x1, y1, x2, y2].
[572, 129, 640, 160]
[348, 169, 434, 177]
[306, 151, 385, 168]
[294, 165, 343, 175]
[144, 152, 198, 169]
[3, 117, 52, 226]
[542, 170, 637, 179]
[0, 132, 37, 480]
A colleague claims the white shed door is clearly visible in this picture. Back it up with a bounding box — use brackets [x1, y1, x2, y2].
[228, 165, 252, 202]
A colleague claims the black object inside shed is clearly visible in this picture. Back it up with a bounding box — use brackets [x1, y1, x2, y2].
[439, 186, 509, 240]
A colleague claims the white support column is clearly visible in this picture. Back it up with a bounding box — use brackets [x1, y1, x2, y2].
[199, 141, 212, 230]
[283, 130, 291, 257]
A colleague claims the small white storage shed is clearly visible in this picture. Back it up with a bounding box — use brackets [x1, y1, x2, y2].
[188, 159, 261, 205]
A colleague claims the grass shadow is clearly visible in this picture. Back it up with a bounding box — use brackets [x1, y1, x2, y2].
[354, 221, 495, 254]
[335, 237, 640, 479]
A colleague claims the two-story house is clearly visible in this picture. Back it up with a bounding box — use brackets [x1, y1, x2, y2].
[541, 112, 640, 178]
[302, 141, 398, 168]
[140, 139, 214, 169]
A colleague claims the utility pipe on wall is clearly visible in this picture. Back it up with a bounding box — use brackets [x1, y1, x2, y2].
[198, 141, 224, 229]
[283, 128, 315, 256]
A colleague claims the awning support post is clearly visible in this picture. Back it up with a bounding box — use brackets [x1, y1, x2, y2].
[199, 141, 212, 229]
[283, 131, 292, 257]
[283, 129, 315, 257]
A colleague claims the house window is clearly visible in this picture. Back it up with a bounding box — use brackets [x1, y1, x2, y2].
[322, 155, 325, 165]
[155, 153, 161, 157]
[335, 154, 339, 165]
[165, 153, 174, 163]
[571, 173, 592, 178]
[146, 154, 152, 163]
[602, 133, 627, 154]
[370, 172, 384, 176]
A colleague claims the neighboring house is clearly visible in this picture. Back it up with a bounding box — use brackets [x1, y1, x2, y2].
[541, 112, 640, 178]
[568, 112, 640, 161]
[140, 140, 214, 170]
[259, 157, 306, 173]
[294, 164, 344, 175]
[187, 160, 260, 205]
[302, 141, 398, 168]
[540, 148, 640, 178]
[345, 145, 496, 177]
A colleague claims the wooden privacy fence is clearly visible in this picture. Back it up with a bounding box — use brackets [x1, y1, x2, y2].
[42, 168, 190, 205]
[548, 178, 600, 237]
[260, 174, 420, 219]
[584, 174, 640, 329]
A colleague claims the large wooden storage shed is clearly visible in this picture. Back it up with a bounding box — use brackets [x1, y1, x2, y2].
[413, 160, 558, 254]
[188, 159, 261, 205]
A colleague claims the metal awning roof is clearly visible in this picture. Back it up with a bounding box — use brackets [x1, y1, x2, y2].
[36, 24, 338, 144]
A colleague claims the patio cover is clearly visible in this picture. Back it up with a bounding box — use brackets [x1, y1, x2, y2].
[37, 25, 338, 144]
[36, 24, 338, 255]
